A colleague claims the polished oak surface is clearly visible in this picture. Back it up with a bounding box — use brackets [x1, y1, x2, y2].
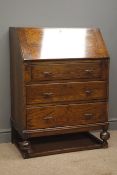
[27, 102, 107, 130]
[9, 27, 110, 158]
[25, 60, 108, 82]
[26, 81, 107, 105]
[17, 28, 109, 60]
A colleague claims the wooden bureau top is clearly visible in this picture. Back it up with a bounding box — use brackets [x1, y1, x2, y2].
[10, 27, 109, 60]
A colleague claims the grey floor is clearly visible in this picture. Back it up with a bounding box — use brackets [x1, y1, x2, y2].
[0, 131, 117, 175]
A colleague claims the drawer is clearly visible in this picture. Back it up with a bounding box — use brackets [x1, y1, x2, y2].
[26, 102, 108, 129]
[26, 81, 107, 104]
[24, 60, 108, 82]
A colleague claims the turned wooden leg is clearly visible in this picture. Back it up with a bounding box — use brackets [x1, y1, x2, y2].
[100, 130, 110, 148]
[19, 140, 32, 158]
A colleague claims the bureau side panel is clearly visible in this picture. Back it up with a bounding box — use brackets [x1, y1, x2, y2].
[9, 28, 26, 133]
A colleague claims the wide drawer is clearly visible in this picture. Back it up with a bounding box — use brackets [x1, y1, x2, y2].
[26, 81, 107, 105]
[26, 102, 108, 129]
[24, 60, 108, 82]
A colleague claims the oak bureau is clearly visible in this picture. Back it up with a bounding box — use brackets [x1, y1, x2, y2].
[9, 27, 110, 158]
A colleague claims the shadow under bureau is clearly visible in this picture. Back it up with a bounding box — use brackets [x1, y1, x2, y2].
[9, 27, 110, 158]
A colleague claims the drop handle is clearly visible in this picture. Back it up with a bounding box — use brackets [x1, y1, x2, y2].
[43, 116, 53, 120]
[85, 89, 93, 95]
[43, 92, 54, 98]
[84, 113, 94, 120]
[43, 71, 52, 77]
[85, 69, 93, 73]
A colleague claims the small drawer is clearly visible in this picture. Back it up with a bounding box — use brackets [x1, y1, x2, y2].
[24, 60, 108, 82]
[26, 81, 107, 105]
[26, 102, 108, 129]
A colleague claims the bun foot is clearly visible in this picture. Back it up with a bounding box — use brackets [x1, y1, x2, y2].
[100, 130, 110, 148]
[19, 140, 32, 156]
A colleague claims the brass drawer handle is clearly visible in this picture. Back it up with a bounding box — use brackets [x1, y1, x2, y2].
[85, 69, 93, 73]
[43, 71, 52, 77]
[43, 92, 54, 98]
[85, 89, 93, 95]
[84, 113, 94, 120]
[43, 116, 53, 120]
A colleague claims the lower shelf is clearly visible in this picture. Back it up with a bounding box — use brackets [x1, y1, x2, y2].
[14, 132, 107, 159]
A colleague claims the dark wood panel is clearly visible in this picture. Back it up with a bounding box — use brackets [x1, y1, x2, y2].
[15, 132, 105, 158]
[26, 81, 107, 104]
[26, 102, 108, 129]
[25, 60, 108, 82]
[9, 28, 26, 131]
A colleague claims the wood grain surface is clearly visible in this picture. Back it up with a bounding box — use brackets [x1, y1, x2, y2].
[26, 81, 107, 104]
[17, 28, 109, 60]
[26, 102, 108, 130]
[9, 27, 110, 158]
[24, 60, 108, 82]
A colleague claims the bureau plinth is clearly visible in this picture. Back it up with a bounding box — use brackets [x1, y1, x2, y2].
[9, 27, 110, 158]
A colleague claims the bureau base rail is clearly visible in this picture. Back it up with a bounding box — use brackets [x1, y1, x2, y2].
[11, 126, 109, 159]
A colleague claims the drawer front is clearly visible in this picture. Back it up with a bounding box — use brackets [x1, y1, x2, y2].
[25, 60, 108, 82]
[26, 102, 108, 129]
[26, 81, 107, 105]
